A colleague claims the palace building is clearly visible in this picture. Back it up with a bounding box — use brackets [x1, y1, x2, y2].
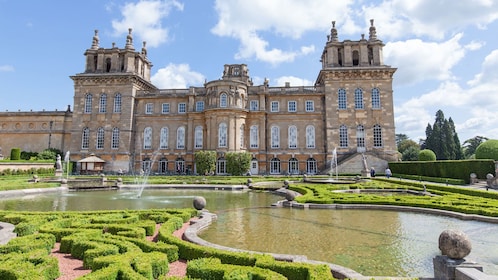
[0, 20, 398, 175]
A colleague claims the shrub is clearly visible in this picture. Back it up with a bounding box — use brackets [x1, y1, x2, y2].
[10, 148, 21, 160]
[475, 139, 498, 160]
[418, 149, 436, 161]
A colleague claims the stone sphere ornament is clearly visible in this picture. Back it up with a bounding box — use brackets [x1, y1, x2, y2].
[438, 229, 472, 259]
[193, 196, 207, 210]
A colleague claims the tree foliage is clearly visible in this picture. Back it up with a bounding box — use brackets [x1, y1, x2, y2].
[226, 152, 252, 176]
[475, 139, 498, 161]
[418, 149, 437, 161]
[402, 145, 420, 161]
[424, 110, 462, 160]
[463, 136, 488, 159]
[194, 150, 217, 175]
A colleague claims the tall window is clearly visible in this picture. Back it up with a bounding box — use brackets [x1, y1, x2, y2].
[81, 127, 90, 149]
[288, 101, 297, 112]
[288, 125, 297, 148]
[99, 94, 107, 113]
[220, 93, 227, 108]
[339, 125, 348, 148]
[250, 125, 259, 148]
[338, 88, 346, 109]
[178, 103, 186, 113]
[305, 100, 314, 112]
[196, 101, 204, 112]
[250, 100, 259, 111]
[177, 127, 185, 149]
[218, 123, 227, 147]
[145, 103, 153, 114]
[356, 125, 365, 149]
[306, 125, 315, 148]
[289, 158, 299, 175]
[111, 127, 120, 149]
[195, 126, 203, 148]
[271, 126, 280, 148]
[162, 103, 170, 114]
[84, 93, 92, 113]
[373, 124, 383, 147]
[160, 127, 169, 149]
[270, 158, 281, 174]
[271, 101, 279, 112]
[371, 88, 381, 109]
[114, 93, 122, 113]
[240, 124, 245, 148]
[216, 157, 227, 174]
[306, 158, 317, 174]
[143, 127, 152, 149]
[96, 127, 105, 149]
[354, 88, 364, 109]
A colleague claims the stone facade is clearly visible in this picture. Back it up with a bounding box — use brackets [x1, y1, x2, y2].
[0, 20, 398, 175]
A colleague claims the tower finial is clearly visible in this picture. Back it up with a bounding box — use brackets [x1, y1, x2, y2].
[125, 28, 134, 50]
[369, 19, 377, 41]
[141, 41, 147, 56]
[330, 21, 338, 42]
[91, 30, 99, 50]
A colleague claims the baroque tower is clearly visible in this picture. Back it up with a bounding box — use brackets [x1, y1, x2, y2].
[69, 29, 157, 171]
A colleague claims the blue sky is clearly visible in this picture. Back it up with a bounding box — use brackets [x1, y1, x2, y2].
[1, 0, 498, 143]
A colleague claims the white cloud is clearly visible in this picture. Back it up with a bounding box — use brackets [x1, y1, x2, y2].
[151, 63, 205, 89]
[468, 49, 498, 86]
[363, 0, 498, 40]
[211, 0, 356, 65]
[0, 65, 14, 72]
[112, 0, 184, 48]
[384, 34, 466, 86]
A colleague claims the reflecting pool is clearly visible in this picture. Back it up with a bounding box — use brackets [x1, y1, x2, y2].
[0, 188, 497, 277]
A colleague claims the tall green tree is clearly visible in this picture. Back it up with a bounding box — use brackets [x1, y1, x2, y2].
[226, 152, 252, 176]
[463, 136, 488, 158]
[424, 110, 462, 160]
[395, 134, 409, 147]
[194, 150, 217, 175]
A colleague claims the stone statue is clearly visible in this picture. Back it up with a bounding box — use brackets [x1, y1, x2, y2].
[55, 154, 62, 170]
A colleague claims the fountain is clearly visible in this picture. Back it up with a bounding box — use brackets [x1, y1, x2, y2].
[136, 151, 160, 198]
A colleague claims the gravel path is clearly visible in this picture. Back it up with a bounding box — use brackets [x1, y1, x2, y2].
[51, 220, 193, 279]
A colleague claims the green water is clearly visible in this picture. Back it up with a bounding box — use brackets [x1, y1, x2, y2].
[0, 189, 496, 277]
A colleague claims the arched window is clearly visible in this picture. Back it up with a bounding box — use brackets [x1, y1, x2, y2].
[111, 127, 120, 149]
[270, 158, 281, 174]
[195, 126, 203, 149]
[175, 158, 185, 173]
[220, 93, 227, 108]
[306, 125, 315, 148]
[356, 125, 365, 151]
[114, 93, 122, 113]
[288, 158, 299, 175]
[160, 127, 169, 149]
[250, 125, 259, 148]
[373, 124, 383, 147]
[338, 88, 347, 109]
[352, 50, 359, 66]
[339, 125, 348, 148]
[143, 127, 152, 149]
[96, 127, 105, 149]
[99, 94, 107, 113]
[105, 57, 111, 72]
[158, 158, 167, 174]
[288, 125, 297, 148]
[306, 158, 317, 174]
[354, 88, 364, 109]
[371, 88, 381, 109]
[271, 126, 280, 148]
[81, 127, 90, 149]
[84, 93, 92, 113]
[177, 127, 185, 149]
[218, 123, 227, 147]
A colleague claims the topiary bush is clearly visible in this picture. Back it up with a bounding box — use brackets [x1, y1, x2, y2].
[418, 149, 436, 161]
[475, 139, 498, 160]
[10, 148, 21, 160]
